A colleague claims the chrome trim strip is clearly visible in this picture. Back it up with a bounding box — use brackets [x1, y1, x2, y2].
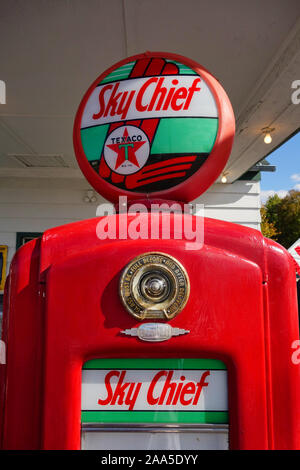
[81, 423, 229, 433]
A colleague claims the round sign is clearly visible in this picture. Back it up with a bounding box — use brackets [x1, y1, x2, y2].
[73, 51, 235, 203]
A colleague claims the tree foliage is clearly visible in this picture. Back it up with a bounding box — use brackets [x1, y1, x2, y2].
[261, 190, 300, 248]
[260, 206, 279, 240]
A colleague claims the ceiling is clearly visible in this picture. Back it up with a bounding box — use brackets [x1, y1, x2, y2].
[0, 0, 299, 183]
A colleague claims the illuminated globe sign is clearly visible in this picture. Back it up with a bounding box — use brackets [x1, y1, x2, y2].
[73, 52, 235, 202]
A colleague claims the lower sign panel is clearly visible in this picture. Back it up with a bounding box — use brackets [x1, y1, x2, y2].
[81, 424, 229, 450]
[81, 358, 228, 450]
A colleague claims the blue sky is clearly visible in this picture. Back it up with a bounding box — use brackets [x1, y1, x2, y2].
[260, 130, 300, 203]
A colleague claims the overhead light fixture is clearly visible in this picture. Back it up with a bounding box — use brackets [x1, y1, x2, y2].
[221, 171, 229, 183]
[261, 127, 275, 144]
[83, 190, 97, 203]
[264, 133, 272, 144]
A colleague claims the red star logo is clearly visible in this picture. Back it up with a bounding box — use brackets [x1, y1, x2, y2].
[106, 128, 146, 170]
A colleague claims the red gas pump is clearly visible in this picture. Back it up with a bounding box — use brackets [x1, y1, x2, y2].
[0, 52, 299, 450]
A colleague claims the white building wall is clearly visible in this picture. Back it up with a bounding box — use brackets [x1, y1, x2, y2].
[0, 177, 261, 291]
[194, 180, 261, 230]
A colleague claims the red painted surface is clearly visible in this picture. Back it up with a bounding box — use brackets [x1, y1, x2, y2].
[1, 215, 299, 449]
[73, 51, 235, 203]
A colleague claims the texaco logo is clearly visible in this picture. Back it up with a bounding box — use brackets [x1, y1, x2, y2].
[104, 125, 150, 175]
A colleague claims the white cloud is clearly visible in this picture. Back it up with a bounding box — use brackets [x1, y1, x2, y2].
[291, 173, 300, 182]
[260, 189, 288, 204]
[294, 184, 300, 191]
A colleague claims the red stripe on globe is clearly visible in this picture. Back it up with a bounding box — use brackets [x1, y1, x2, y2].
[73, 51, 235, 203]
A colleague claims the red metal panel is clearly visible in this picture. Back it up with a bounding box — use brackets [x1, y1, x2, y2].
[1, 215, 299, 449]
[0, 239, 44, 449]
[264, 239, 300, 449]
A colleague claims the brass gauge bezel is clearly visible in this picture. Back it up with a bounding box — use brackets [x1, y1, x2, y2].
[119, 252, 190, 321]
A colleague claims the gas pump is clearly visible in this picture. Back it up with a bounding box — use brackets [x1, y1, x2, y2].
[0, 52, 299, 450]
